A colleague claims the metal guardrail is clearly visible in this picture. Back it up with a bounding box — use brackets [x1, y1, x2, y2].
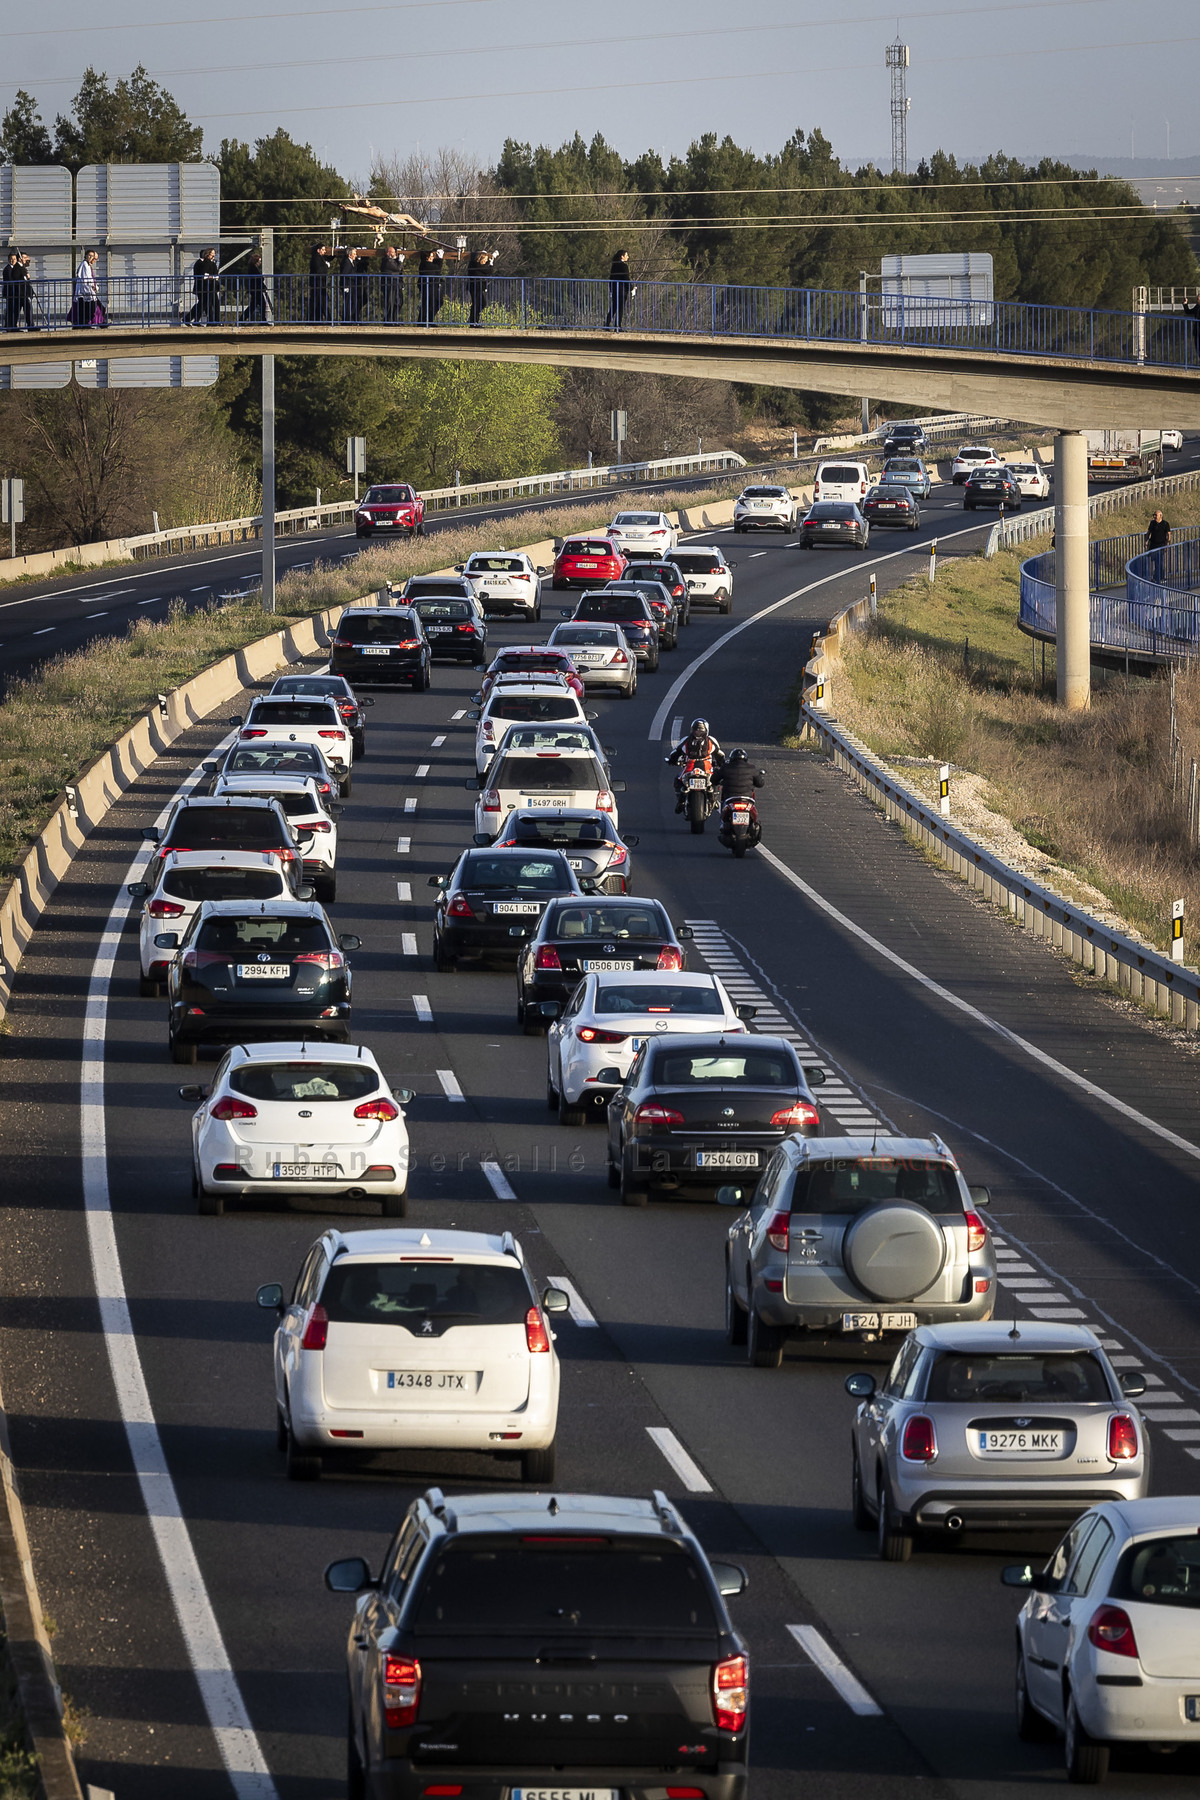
[812, 411, 1011, 453]
[1018, 513, 1200, 660]
[16, 272, 1200, 370]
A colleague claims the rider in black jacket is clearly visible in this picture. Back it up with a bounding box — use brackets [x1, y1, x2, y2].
[719, 748, 765, 803]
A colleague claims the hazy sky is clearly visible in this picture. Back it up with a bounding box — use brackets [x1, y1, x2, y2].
[2, 0, 1198, 184]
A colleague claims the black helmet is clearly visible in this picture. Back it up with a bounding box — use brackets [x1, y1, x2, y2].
[726, 748, 747, 766]
[690, 717, 709, 736]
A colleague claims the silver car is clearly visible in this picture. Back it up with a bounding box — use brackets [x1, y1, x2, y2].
[722, 1134, 997, 1368]
[546, 621, 638, 697]
[846, 1322, 1149, 1563]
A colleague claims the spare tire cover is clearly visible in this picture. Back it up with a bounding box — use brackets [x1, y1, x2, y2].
[843, 1203, 947, 1303]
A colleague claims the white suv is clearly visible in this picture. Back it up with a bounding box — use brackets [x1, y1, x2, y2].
[670, 546, 734, 614]
[129, 851, 299, 997]
[472, 678, 589, 773]
[951, 445, 999, 485]
[231, 695, 354, 790]
[606, 511, 678, 556]
[734, 485, 797, 532]
[457, 551, 545, 618]
[256, 1226, 568, 1481]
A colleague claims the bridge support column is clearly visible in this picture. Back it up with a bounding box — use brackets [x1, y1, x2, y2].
[1054, 429, 1089, 710]
[260, 227, 276, 615]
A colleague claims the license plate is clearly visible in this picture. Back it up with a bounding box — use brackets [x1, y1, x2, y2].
[687, 776, 708, 788]
[575, 560, 596, 569]
[428, 625, 453, 634]
[575, 653, 604, 664]
[696, 1150, 760, 1169]
[386, 1370, 478, 1391]
[584, 958, 635, 971]
[1185, 1696, 1200, 1722]
[360, 645, 391, 655]
[274, 1163, 339, 1179]
[494, 901, 541, 914]
[879, 503, 898, 509]
[513, 1790, 618, 1800]
[978, 1430, 1064, 1454]
[842, 1310, 917, 1331]
[567, 859, 584, 870]
[237, 963, 290, 979]
[521, 797, 561, 808]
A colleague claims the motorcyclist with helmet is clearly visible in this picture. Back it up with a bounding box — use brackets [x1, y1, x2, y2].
[665, 716, 723, 813]
[717, 747, 765, 851]
[718, 748, 765, 804]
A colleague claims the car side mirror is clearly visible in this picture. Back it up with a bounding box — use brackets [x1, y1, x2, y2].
[593, 1065, 621, 1084]
[1119, 1371, 1147, 1398]
[464, 777, 481, 790]
[716, 1185, 745, 1207]
[394, 1087, 416, 1106]
[256, 1283, 284, 1312]
[153, 932, 179, 949]
[709, 1560, 748, 1598]
[543, 1287, 570, 1314]
[202, 761, 218, 774]
[428, 874, 448, 888]
[968, 1184, 991, 1207]
[559, 608, 572, 618]
[467, 710, 480, 722]
[359, 696, 375, 708]
[295, 884, 315, 902]
[472, 833, 491, 846]
[844, 1372, 877, 1399]
[337, 934, 361, 952]
[537, 566, 550, 576]
[324, 1556, 377, 1594]
[539, 1001, 563, 1020]
[602, 744, 616, 756]
[734, 1004, 757, 1021]
[508, 925, 530, 937]
[624, 834, 640, 847]
[585, 711, 599, 721]
[227, 715, 244, 728]
[610, 780, 626, 793]
[140, 826, 160, 843]
[453, 564, 464, 572]
[1001, 1564, 1060, 1592]
[178, 1084, 208, 1101]
[804, 1066, 826, 1087]
[675, 923, 693, 939]
[127, 881, 150, 899]
[470, 692, 483, 704]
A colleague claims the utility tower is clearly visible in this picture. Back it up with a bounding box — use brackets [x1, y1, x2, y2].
[886, 36, 910, 176]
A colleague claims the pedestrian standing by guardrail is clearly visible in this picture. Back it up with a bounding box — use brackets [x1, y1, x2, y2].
[238, 251, 273, 325]
[2, 251, 34, 332]
[1146, 508, 1172, 581]
[468, 249, 492, 326]
[72, 248, 104, 327]
[418, 248, 444, 325]
[189, 248, 220, 325]
[308, 243, 333, 322]
[605, 249, 631, 329]
[381, 244, 405, 323]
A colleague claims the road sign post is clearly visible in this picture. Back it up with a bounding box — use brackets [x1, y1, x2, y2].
[1, 478, 25, 560]
[261, 229, 276, 614]
[347, 436, 367, 501]
[611, 410, 627, 464]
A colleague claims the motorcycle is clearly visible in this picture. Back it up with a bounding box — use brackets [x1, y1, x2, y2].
[679, 757, 717, 834]
[718, 794, 761, 857]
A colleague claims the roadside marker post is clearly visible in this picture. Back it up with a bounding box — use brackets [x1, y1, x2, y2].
[928, 538, 937, 584]
[1172, 899, 1185, 963]
[939, 764, 950, 816]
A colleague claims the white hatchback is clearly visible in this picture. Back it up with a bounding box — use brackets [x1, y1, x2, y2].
[951, 444, 999, 484]
[129, 851, 299, 997]
[183, 1040, 411, 1216]
[734, 485, 797, 532]
[607, 510, 678, 556]
[457, 550, 545, 618]
[472, 679, 590, 773]
[214, 774, 339, 902]
[547, 970, 755, 1121]
[1008, 461, 1052, 500]
[669, 546, 734, 613]
[232, 695, 354, 787]
[256, 1226, 568, 1481]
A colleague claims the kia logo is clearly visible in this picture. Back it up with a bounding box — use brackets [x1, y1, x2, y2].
[298, 1109, 312, 1118]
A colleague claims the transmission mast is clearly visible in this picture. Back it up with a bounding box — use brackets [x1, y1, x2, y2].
[886, 36, 910, 176]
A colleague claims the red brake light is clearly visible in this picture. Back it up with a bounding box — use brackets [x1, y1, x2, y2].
[612, 651, 628, 664]
[241, 728, 268, 738]
[147, 898, 186, 917]
[577, 1025, 627, 1044]
[764, 1211, 789, 1252]
[634, 1101, 684, 1126]
[609, 848, 627, 865]
[534, 946, 562, 971]
[712, 1654, 748, 1733]
[353, 1097, 400, 1121]
[481, 790, 500, 813]
[294, 950, 344, 970]
[447, 894, 474, 918]
[209, 1095, 257, 1121]
[595, 790, 614, 812]
[965, 1209, 988, 1254]
[770, 1102, 820, 1130]
[1087, 1605, 1139, 1659]
[525, 1306, 550, 1354]
[901, 1415, 937, 1462]
[301, 1304, 328, 1351]
[317, 729, 346, 740]
[382, 1653, 421, 1728]
[656, 946, 683, 970]
[1108, 1413, 1139, 1461]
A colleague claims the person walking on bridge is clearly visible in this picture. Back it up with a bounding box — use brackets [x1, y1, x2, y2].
[2, 252, 34, 332]
[418, 247, 445, 325]
[1145, 508, 1172, 582]
[190, 247, 220, 325]
[308, 243, 333, 323]
[381, 244, 405, 323]
[605, 248, 631, 329]
[468, 249, 492, 326]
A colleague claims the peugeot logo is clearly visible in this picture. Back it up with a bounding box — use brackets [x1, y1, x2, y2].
[257, 952, 271, 962]
[298, 1109, 312, 1118]
[421, 1319, 434, 1335]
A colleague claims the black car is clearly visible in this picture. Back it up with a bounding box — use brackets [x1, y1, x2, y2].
[605, 1033, 825, 1205]
[145, 795, 301, 876]
[516, 896, 691, 1030]
[963, 466, 1022, 512]
[490, 807, 637, 898]
[409, 596, 487, 665]
[632, 558, 691, 623]
[203, 741, 340, 802]
[329, 606, 431, 689]
[604, 577, 681, 649]
[268, 673, 373, 757]
[161, 899, 360, 1063]
[431, 847, 583, 970]
[862, 483, 922, 530]
[567, 591, 659, 669]
[884, 422, 928, 456]
[798, 502, 869, 550]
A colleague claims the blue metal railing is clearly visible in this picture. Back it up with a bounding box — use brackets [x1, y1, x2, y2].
[8, 272, 1200, 371]
[1020, 527, 1200, 658]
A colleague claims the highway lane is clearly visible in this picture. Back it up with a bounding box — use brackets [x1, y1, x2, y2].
[2, 516, 1200, 1799]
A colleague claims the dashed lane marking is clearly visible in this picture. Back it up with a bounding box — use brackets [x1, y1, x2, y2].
[396, 882, 411, 902]
[414, 764, 430, 778]
[646, 1426, 712, 1493]
[401, 932, 418, 956]
[396, 837, 411, 854]
[403, 797, 418, 813]
[481, 1160, 516, 1200]
[437, 1068, 465, 1102]
[431, 735, 446, 746]
[788, 1626, 883, 1718]
[451, 709, 467, 720]
[412, 994, 432, 1023]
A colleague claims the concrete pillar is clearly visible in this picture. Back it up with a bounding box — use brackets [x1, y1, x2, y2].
[1055, 430, 1090, 709]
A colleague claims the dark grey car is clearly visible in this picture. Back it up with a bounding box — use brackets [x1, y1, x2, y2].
[798, 502, 870, 550]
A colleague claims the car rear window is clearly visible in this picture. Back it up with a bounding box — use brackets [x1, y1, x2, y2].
[225, 746, 321, 776]
[495, 653, 568, 672]
[553, 626, 619, 646]
[743, 487, 785, 498]
[337, 614, 414, 644]
[550, 904, 665, 938]
[230, 1061, 380, 1102]
[320, 1259, 530, 1327]
[790, 1157, 963, 1216]
[613, 513, 659, 525]
[511, 818, 607, 844]
[924, 1352, 1111, 1405]
[460, 854, 570, 890]
[493, 756, 599, 790]
[575, 595, 651, 620]
[502, 728, 593, 753]
[407, 580, 469, 598]
[671, 551, 724, 574]
[222, 789, 315, 818]
[819, 465, 863, 483]
[194, 915, 330, 956]
[469, 556, 525, 573]
[413, 600, 471, 620]
[164, 807, 287, 849]
[595, 982, 723, 1015]
[412, 1538, 717, 1634]
[1112, 1534, 1200, 1610]
[161, 868, 285, 902]
[886, 460, 922, 472]
[810, 504, 857, 519]
[273, 677, 347, 698]
[652, 1048, 797, 1086]
[486, 696, 580, 723]
[565, 540, 615, 556]
[248, 702, 338, 726]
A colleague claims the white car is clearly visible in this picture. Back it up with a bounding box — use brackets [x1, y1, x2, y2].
[733, 485, 797, 532]
[475, 742, 623, 840]
[486, 723, 611, 785]
[1006, 1496, 1200, 1782]
[129, 850, 299, 997]
[546, 970, 755, 1123]
[546, 622, 638, 697]
[184, 1040, 412, 1216]
[472, 678, 590, 773]
[232, 694, 353, 788]
[1162, 429, 1183, 453]
[951, 444, 999, 485]
[812, 460, 871, 505]
[606, 511, 678, 557]
[669, 546, 734, 613]
[204, 738, 343, 803]
[457, 550, 545, 618]
[214, 775, 339, 902]
[1008, 461, 1052, 500]
[255, 1225, 568, 1480]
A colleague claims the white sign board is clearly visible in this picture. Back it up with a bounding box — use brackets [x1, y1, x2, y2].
[0, 164, 72, 388]
[879, 252, 995, 328]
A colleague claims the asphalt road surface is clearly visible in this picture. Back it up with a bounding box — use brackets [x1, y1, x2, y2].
[2, 503, 1199, 1800]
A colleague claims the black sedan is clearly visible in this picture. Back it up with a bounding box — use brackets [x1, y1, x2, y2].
[409, 596, 487, 665]
[862, 483, 922, 531]
[329, 606, 431, 689]
[631, 560, 691, 624]
[268, 673, 374, 757]
[963, 466, 1022, 512]
[488, 808, 637, 896]
[431, 848, 584, 971]
[516, 896, 691, 1031]
[604, 1034, 825, 1205]
[161, 900, 360, 1063]
[798, 502, 869, 550]
[603, 578, 681, 649]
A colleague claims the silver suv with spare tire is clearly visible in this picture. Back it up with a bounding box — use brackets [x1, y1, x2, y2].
[722, 1135, 997, 1367]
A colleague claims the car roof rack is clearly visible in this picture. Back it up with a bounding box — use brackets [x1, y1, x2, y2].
[651, 1490, 683, 1534]
[500, 1229, 521, 1263]
[423, 1486, 456, 1529]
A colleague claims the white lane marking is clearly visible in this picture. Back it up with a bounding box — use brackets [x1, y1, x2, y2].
[451, 709, 467, 719]
[671, 715, 683, 741]
[788, 1625, 883, 1718]
[81, 742, 278, 1799]
[481, 1160, 516, 1200]
[0, 575, 141, 614]
[646, 1426, 712, 1493]
[403, 797, 418, 813]
[749, 550, 767, 558]
[436, 1068, 465, 1102]
[32, 626, 54, 635]
[86, 611, 108, 619]
[1165, 1428, 1200, 1441]
[414, 764, 430, 778]
[190, 586, 210, 590]
[431, 734, 446, 746]
[550, 1276, 598, 1328]
[75, 589, 137, 603]
[758, 843, 1200, 1169]
[648, 521, 986, 740]
[396, 881, 411, 902]
[396, 836, 411, 854]
[401, 932, 418, 956]
[1144, 1408, 1200, 1423]
[412, 994, 433, 1023]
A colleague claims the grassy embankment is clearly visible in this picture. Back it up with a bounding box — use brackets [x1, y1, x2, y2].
[815, 487, 1200, 961]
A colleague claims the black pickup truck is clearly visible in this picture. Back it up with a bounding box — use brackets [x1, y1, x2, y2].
[326, 1487, 750, 1800]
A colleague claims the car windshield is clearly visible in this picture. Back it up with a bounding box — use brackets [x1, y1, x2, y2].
[652, 1048, 796, 1085]
[486, 697, 580, 723]
[575, 596, 650, 620]
[194, 915, 330, 956]
[595, 982, 723, 1015]
[553, 626, 619, 646]
[320, 1260, 529, 1326]
[925, 1352, 1111, 1405]
[364, 486, 412, 503]
[493, 756, 599, 790]
[790, 1157, 962, 1216]
[459, 854, 569, 890]
[820, 466, 862, 483]
[248, 702, 338, 726]
[225, 746, 321, 775]
[468, 556, 524, 572]
[509, 818, 607, 844]
[566, 540, 615, 556]
[551, 905, 664, 939]
[161, 868, 284, 902]
[413, 600, 471, 619]
[337, 614, 414, 643]
[164, 807, 285, 849]
[230, 1061, 380, 1102]
[1113, 1534, 1200, 1611]
[412, 1538, 717, 1635]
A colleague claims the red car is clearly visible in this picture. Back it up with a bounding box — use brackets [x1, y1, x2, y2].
[552, 535, 627, 589]
[354, 483, 425, 539]
[479, 646, 585, 701]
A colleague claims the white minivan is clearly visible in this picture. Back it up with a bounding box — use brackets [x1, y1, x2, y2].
[813, 460, 872, 505]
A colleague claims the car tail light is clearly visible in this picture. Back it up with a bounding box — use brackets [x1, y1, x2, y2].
[1108, 1413, 1139, 1461]
[481, 790, 500, 813]
[609, 848, 627, 865]
[901, 1415, 937, 1462]
[209, 1095, 257, 1121]
[534, 946, 562, 971]
[354, 1098, 400, 1121]
[317, 729, 346, 741]
[382, 1653, 421, 1728]
[181, 948, 226, 972]
[656, 946, 683, 970]
[305, 819, 332, 832]
[395, 639, 422, 650]
[577, 1025, 626, 1044]
[525, 1306, 551, 1354]
[241, 728, 268, 738]
[634, 1102, 684, 1127]
[147, 898, 186, 917]
[764, 1211, 789, 1252]
[965, 1210, 988, 1254]
[447, 895, 474, 918]
[666, 1791, 706, 1800]
[770, 1102, 820, 1130]
[711, 1654, 747, 1733]
[294, 950, 345, 970]
[612, 651, 628, 664]
[1087, 1605, 1139, 1659]
[595, 790, 614, 812]
[301, 1304, 328, 1351]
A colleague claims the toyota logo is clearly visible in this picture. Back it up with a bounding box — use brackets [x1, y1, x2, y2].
[257, 952, 271, 962]
[603, 943, 616, 954]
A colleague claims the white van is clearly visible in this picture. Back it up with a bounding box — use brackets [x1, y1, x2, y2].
[813, 460, 871, 505]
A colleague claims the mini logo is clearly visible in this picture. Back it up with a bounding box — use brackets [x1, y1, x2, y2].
[257, 951, 271, 963]
[298, 1109, 312, 1118]
[1015, 1418, 1032, 1428]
